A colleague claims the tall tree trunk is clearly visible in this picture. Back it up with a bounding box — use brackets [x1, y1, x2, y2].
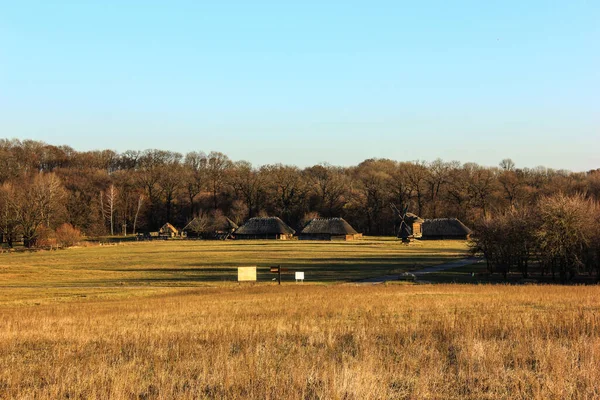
[133, 195, 143, 235]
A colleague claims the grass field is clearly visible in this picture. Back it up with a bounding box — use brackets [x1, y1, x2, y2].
[0, 238, 469, 287]
[0, 285, 599, 399]
[2, 239, 599, 399]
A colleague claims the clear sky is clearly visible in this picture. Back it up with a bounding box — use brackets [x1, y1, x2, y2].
[1, 1, 598, 171]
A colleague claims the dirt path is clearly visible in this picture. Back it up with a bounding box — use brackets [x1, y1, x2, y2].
[358, 257, 482, 284]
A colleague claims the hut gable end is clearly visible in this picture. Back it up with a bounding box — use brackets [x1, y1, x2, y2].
[159, 222, 179, 238]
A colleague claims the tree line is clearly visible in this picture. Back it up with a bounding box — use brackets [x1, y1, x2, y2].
[471, 193, 600, 282]
[1, 139, 599, 247]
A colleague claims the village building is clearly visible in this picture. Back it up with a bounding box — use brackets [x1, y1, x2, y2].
[299, 218, 362, 241]
[158, 222, 179, 238]
[182, 215, 238, 239]
[397, 213, 425, 240]
[421, 218, 472, 240]
[234, 217, 295, 240]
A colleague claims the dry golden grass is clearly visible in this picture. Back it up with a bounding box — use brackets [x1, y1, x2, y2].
[0, 238, 468, 286]
[1, 284, 599, 399]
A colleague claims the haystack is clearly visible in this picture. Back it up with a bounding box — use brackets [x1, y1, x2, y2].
[299, 218, 361, 241]
[235, 217, 295, 240]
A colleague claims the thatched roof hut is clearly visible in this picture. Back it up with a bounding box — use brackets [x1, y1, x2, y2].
[182, 215, 238, 239]
[235, 217, 295, 240]
[299, 218, 362, 241]
[159, 222, 179, 237]
[421, 218, 472, 240]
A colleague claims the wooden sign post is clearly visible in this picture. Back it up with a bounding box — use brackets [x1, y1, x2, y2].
[270, 265, 289, 285]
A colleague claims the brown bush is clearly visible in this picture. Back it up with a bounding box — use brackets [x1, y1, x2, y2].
[34, 226, 57, 248]
[55, 223, 82, 248]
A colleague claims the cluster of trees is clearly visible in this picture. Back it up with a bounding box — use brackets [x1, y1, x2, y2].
[1, 139, 599, 248]
[472, 193, 600, 281]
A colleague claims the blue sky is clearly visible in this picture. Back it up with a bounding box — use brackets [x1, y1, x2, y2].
[1, 1, 598, 170]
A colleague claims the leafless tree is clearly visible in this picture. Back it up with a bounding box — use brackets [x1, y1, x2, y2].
[230, 161, 264, 219]
[133, 194, 144, 235]
[101, 184, 117, 235]
[206, 152, 232, 210]
[184, 151, 207, 218]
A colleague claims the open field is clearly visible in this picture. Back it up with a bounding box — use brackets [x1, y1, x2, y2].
[0, 285, 599, 399]
[0, 238, 469, 287]
[2, 239, 598, 399]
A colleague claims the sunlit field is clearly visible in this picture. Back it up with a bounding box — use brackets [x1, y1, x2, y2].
[0, 285, 599, 399]
[0, 238, 468, 287]
[1, 240, 598, 399]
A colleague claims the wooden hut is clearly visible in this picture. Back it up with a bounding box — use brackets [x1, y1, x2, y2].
[397, 213, 425, 240]
[299, 218, 362, 241]
[404, 213, 424, 239]
[234, 217, 295, 240]
[421, 218, 472, 240]
[159, 222, 179, 238]
[182, 215, 238, 239]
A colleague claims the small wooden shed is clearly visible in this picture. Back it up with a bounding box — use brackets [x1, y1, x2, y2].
[299, 218, 362, 241]
[234, 217, 295, 240]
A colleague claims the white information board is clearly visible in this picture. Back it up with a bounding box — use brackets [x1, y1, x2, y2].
[238, 267, 257, 282]
[295, 271, 305, 281]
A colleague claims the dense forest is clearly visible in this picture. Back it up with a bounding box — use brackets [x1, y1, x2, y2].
[1, 138, 599, 245]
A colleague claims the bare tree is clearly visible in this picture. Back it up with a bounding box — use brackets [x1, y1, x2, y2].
[426, 159, 454, 218]
[184, 151, 207, 218]
[206, 152, 232, 210]
[100, 184, 118, 235]
[404, 161, 428, 217]
[158, 164, 183, 223]
[305, 164, 348, 217]
[0, 183, 18, 247]
[262, 164, 309, 226]
[230, 161, 264, 219]
[14, 173, 66, 247]
[499, 158, 516, 172]
[537, 193, 596, 281]
[133, 194, 144, 235]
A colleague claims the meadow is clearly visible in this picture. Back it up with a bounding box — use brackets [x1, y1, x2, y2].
[0, 238, 468, 288]
[0, 285, 599, 399]
[1, 239, 599, 399]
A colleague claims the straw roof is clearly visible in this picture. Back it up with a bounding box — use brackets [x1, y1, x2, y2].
[422, 218, 472, 237]
[235, 217, 295, 235]
[300, 218, 358, 235]
[183, 215, 238, 233]
[159, 222, 178, 234]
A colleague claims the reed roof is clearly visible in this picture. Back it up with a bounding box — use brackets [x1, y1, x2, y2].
[300, 218, 359, 235]
[235, 217, 295, 235]
[183, 216, 238, 233]
[422, 218, 472, 237]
